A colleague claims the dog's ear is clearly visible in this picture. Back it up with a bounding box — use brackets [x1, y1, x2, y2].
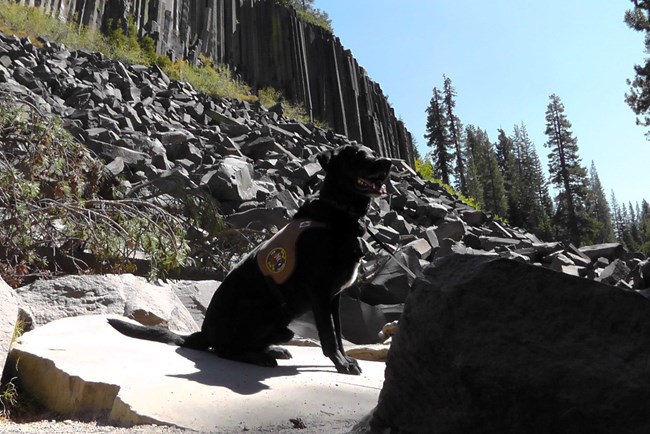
[317, 150, 333, 172]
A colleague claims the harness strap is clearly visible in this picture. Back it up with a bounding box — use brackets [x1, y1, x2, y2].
[257, 218, 328, 285]
[365, 224, 418, 279]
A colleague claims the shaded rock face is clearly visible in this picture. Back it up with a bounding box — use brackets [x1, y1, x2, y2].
[15, 0, 415, 164]
[369, 254, 650, 434]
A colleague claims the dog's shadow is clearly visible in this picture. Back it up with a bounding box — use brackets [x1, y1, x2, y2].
[169, 347, 334, 395]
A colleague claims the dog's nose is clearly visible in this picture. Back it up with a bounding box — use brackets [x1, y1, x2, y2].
[376, 159, 392, 176]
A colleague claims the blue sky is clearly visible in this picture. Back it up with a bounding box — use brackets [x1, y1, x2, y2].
[314, 0, 648, 207]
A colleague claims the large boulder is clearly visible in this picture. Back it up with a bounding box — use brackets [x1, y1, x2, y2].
[200, 157, 258, 202]
[14, 274, 198, 333]
[6, 314, 385, 432]
[170, 279, 220, 327]
[365, 254, 650, 434]
[0, 277, 19, 374]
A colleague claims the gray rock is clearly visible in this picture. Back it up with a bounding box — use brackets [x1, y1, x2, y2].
[339, 297, 387, 345]
[599, 259, 631, 286]
[404, 238, 432, 260]
[358, 250, 420, 305]
[434, 219, 467, 242]
[14, 274, 198, 333]
[580, 243, 626, 261]
[630, 259, 650, 289]
[459, 209, 487, 226]
[200, 157, 258, 202]
[0, 277, 19, 374]
[368, 254, 650, 434]
[170, 280, 220, 327]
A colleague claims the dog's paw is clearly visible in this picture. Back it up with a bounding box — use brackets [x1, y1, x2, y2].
[266, 345, 293, 360]
[332, 353, 362, 375]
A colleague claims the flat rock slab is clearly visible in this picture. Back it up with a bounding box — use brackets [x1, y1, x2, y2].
[8, 315, 385, 433]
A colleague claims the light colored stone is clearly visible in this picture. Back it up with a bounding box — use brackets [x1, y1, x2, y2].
[170, 280, 220, 327]
[346, 344, 391, 362]
[0, 277, 19, 373]
[15, 274, 198, 333]
[7, 315, 385, 432]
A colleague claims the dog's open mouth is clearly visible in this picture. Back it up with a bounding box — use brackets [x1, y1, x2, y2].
[356, 176, 387, 196]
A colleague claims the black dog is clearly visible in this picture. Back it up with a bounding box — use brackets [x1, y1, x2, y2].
[108, 144, 392, 375]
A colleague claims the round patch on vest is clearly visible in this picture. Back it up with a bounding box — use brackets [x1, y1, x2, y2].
[266, 247, 287, 273]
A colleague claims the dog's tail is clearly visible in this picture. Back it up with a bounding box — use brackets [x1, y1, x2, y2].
[107, 318, 209, 350]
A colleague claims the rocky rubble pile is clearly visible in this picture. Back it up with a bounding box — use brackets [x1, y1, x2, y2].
[1, 32, 649, 345]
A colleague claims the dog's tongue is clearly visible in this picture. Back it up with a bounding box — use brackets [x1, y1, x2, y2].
[368, 179, 386, 195]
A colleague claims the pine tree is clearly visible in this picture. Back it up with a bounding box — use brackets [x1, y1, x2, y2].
[610, 191, 625, 242]
[625, 1, 650, 134]
[481, 143, 509, 217]
[464, 126, 484, 204]
[528, 146, 555, 239]
[463, 126, 507, 216]
[425, 87, 453, 185]
[620, 203, 634, 249]
[495, 128, 519, 220]
[495, 128, 517, 180]
[640, 199, 650, 253]
[465, 158, 484, 207]
[443, 76, 466, 194]
[586, 162, 615, 243]
[629, 201, 641, 248]
[508, 123, 554, 237]
[544, 94, 592, 246]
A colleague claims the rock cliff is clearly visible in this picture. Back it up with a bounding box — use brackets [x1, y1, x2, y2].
[15, 0, 415, 164]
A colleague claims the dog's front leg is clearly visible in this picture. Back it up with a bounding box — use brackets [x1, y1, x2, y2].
[312, 293, 362, 375]
[331, 294, 362, 374]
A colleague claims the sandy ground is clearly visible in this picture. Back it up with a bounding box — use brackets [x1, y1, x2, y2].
[0, 417, 361, 433]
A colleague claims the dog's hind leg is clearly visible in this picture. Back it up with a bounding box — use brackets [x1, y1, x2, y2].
[258, 326, 295, 360]
[266, 345, 292, 360]
[217, 348, 280, 367]
[181, 331, 211, 351]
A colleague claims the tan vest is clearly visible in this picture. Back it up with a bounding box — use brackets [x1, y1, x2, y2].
[257, 219, 328, 285]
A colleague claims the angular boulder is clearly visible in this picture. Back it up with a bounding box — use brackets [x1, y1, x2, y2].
[366, 254, 650, 434]
[14, 274, 198, 333]
[200, 157, 258, 202]
[0, 277, 19, 374]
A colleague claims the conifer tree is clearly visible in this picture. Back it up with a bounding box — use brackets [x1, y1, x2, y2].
[495, 129, 517, 181]
[443, 76, 467, 194]
[528, 146, 555, 239]
[465, 158, 484, 207]
[625, 1, 650, 134]
[610, 191, 625, 242]
[586, 162, 615, 243]
[640, 199, 650, 253]
[464, 126, 484, 204]
[620, 204, 634, 249]
[463, 126, 507, 216]
[481, 144, 509, 217]
[425, 87, 453, 185]
[495, 128, 519, 220]
[544, 94, 592, 245]
[629, 202, 642, 248]
[509, 123, 553, 237]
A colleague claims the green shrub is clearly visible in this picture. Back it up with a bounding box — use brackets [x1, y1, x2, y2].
[258, 86, 311, 124]
[165, 55, 255, 101]
[0, 100, 189, 285]
[0, 378, 18, 420]
[0, 2, 319, 125]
